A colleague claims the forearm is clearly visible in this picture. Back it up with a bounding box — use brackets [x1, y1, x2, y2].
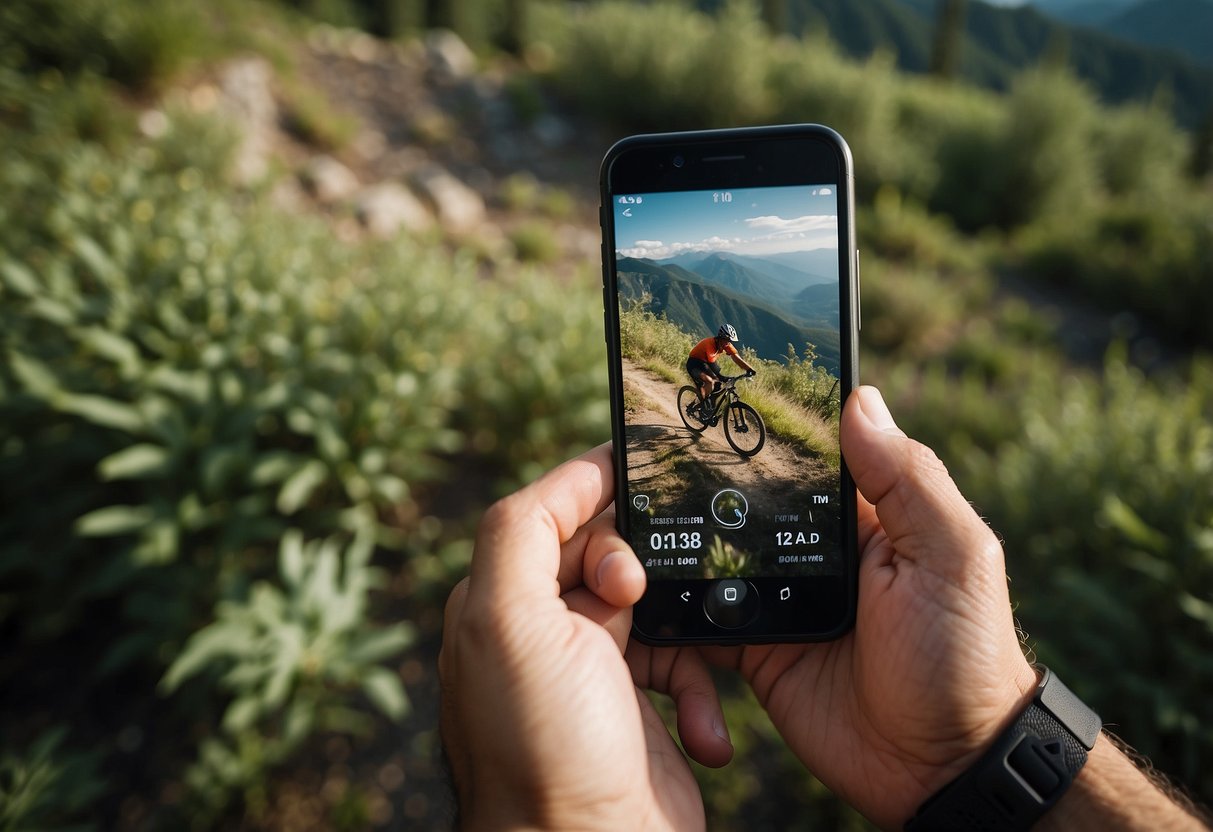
[1036, 733, 1209, 831]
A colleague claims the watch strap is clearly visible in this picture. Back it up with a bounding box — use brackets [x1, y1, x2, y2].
[905, 667, 1100, 832]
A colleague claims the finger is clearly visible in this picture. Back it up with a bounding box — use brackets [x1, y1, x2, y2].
[558, 510, 645, 608]
[438, 578, 472, 789]
[439, 577, 471, 682]
[563, 586, 633, 654]
[468, 442, 615, 604]
[840, 387, 1003, 579]
[626, 644, 733, 768]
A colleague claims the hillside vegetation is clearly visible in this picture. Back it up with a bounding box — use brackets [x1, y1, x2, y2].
[2, 0, 1212, 828]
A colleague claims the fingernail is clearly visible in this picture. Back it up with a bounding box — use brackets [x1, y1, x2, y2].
[857, 386, 904, 436]
[596, 551, 622, 589]
[713, 715, 731, 745]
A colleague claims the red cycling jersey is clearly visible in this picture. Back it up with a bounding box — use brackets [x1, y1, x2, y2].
[689, 337, 738, 364]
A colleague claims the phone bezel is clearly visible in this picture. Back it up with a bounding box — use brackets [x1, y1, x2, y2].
[600, 125, 860, 645]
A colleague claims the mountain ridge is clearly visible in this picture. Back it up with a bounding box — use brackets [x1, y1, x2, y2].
[718, 0, 1213, 126]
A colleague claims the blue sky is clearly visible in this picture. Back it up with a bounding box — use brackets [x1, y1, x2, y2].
[613, 185, 838, 260]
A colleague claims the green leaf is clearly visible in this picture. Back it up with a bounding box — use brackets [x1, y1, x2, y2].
[361, 667, 409, 720]
[279, 530, 305, 589]
[161, 623, 247, 693]
[0, 259, 40, 297]
[250, 451, 303, 486]
[30, 296, 76, 326]
[55, 392, 143, 433]
[8, 350, 60, 398]
[222, 696, 261, 733]
[75, 326, 141, 371]
[98, 444, 170, 480]
[75, 505, 154, 537]
[277, 460, 328, 514]
[73, 234, 122, 284]
[346, 624, 415, 666]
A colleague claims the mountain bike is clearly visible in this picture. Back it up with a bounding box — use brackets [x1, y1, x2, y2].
[677, 374, 766, 457]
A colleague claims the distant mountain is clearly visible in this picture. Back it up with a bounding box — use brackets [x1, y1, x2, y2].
[653, 250, 840, 327]
[658, 251, 836, 294]
[673, 253, 794, 303]
[737, 251, 839, 286]
[1026, 0, 1137, 24]
[721, 0, 1213, 127]
[1099, 0, 1213, 67]
[616, 257, 841, 371]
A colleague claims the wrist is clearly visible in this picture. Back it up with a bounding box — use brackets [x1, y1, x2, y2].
[905, 664, 1101, 832]
[906, 660, 1040, 810]
[1036, 734, 1210, 831]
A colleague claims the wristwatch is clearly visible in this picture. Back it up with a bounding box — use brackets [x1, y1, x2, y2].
[905, 666, 1102, 832]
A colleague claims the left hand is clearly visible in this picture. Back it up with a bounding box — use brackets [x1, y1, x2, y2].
[439, 444, 732, 831]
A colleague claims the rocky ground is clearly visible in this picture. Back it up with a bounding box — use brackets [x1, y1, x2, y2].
[163, 26, 610, 272]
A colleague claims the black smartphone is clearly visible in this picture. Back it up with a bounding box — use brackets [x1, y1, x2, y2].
[599, 125, 859, 644]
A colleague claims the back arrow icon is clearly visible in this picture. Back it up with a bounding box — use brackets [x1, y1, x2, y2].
[680, 591, 691, 602]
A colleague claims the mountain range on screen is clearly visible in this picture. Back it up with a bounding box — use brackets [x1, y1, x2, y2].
[616, 250, 842, 373]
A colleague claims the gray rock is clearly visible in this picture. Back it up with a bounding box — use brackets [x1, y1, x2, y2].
[356, 183, 434, 237]
[218, 58, 277, 185]
[425, 29, 476, 82]
[412, 167, 486, 234]
[301, 155, 360, 204]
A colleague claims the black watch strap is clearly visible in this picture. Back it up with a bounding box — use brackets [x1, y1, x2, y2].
[905, 667, 1102, 832]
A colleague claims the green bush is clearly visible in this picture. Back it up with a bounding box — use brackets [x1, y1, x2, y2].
[1095, 102, 1189, 198]
[544, 0, 771, 129]
[1019, 190, 1213, 348]
[0, 70, 608, 821]
[0, 727, 106, 832]
[0, 0, 211, 89]
[960, 355, 1213, 799]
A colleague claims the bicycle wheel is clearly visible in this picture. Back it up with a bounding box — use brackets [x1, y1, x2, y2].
[724, 402, 765, 457]
[678, 386, 708, 433]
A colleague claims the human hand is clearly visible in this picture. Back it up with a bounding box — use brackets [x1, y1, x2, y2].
[439, 444, 733, 831]
[627, 386, 1038, 830]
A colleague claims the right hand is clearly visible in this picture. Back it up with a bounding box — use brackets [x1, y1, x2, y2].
[628, 386, 1038, 830]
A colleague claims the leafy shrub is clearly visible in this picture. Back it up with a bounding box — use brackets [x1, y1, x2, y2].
[507, 220, 561, 263]
[280, 79, 362, 151]
[160, 530, 413, 820]
[0, 727, 106, 832]
[0, 0, 210, 90]
[991, 67, 1101, 228]
[1094, 102, 1189, 198]
[544, 0, 771, 129]
[959, 355, 1213, 799]
[769, 42, 912, 199]
[0, 69, 609, 821]
[1019, 190, 1213, 348]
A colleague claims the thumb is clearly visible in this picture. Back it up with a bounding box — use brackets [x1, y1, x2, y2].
[841, 386, 1002, 579]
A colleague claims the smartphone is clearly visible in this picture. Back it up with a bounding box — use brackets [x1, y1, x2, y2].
[599, 125, 859, 644]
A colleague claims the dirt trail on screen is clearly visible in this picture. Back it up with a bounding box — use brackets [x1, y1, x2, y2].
[620, 357, 834, 499]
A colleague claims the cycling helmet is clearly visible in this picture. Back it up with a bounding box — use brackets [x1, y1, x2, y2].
[718, 324, 739, 342]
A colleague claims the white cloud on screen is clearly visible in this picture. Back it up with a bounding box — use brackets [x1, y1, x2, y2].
[618, 236, 737, 259]
[617, 215, 838, 259]
[744, 214, 837, 234]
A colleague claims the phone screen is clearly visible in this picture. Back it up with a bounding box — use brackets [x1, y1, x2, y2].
[610, 184, 845, 585]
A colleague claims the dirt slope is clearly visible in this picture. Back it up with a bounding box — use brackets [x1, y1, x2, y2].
[620, 357, 834, 497]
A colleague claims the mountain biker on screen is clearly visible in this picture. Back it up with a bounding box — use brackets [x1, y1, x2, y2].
[686, 324, 756, 418]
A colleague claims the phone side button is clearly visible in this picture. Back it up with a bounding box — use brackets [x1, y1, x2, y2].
[703, 579, 760, 629]
[855, 248, 862, 332]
